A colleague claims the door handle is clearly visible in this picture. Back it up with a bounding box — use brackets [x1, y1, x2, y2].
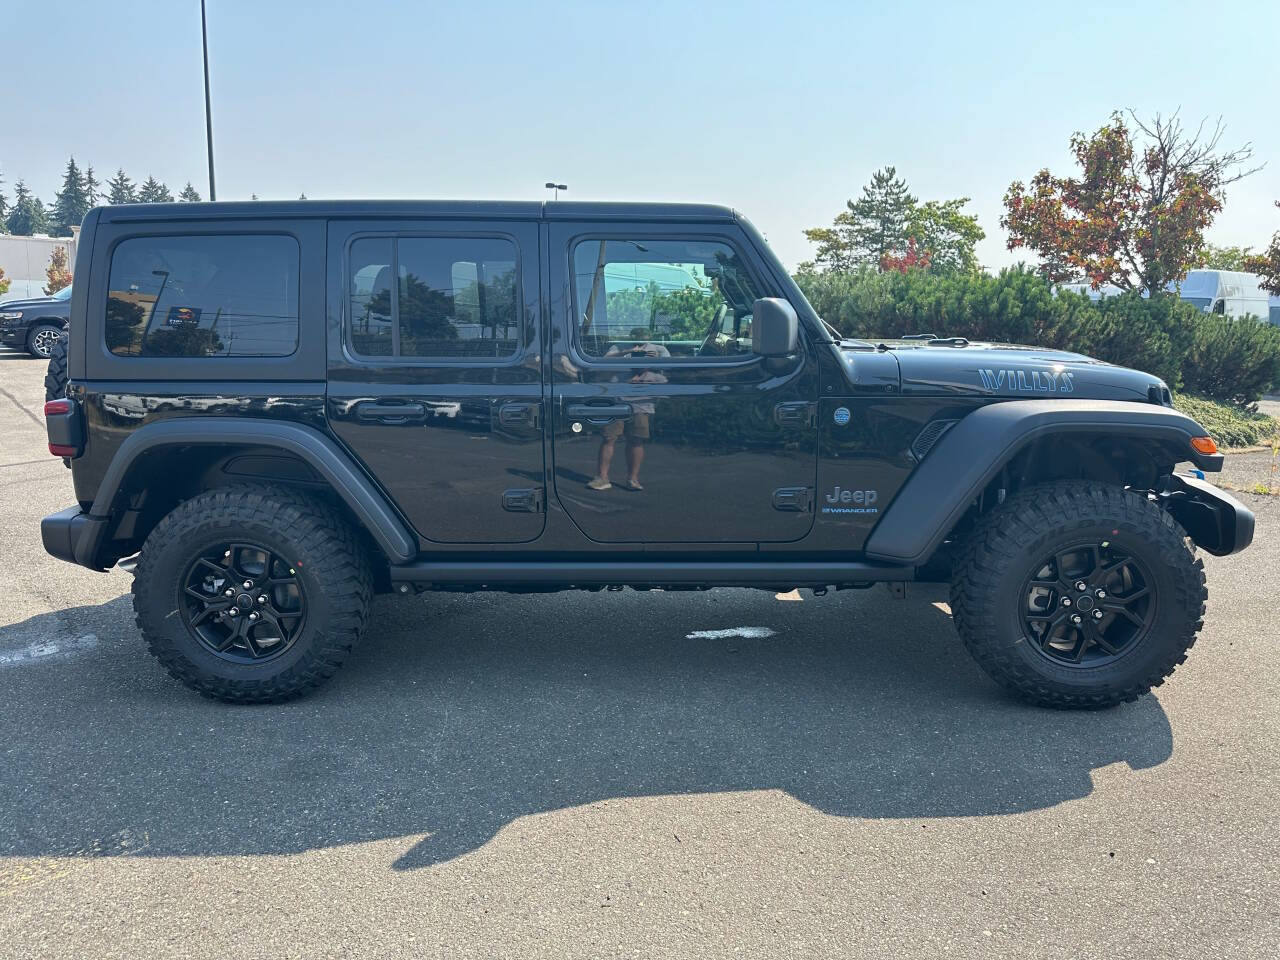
[774, 401, 815, 428]
[566, 402, 633, 422]
[355, 401, 427, 423]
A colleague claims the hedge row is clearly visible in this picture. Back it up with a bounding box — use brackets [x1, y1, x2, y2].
[795, 266, 1280, 404]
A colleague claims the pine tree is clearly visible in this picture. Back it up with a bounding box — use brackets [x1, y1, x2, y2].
[298, 192, 307, 200]
[44, 245, 73, 295]
[107, 168, 137, 205]
[52, 156, 91, 236]
[803, 166, 918, 270]
[84, 164, 102, 206]
[5, 181, 49, 235]
[179, 182, 202, 202]
[138, 176, 174, 203]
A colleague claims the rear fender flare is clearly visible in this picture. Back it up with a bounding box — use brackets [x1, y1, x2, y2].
[89, 417, 417, 563]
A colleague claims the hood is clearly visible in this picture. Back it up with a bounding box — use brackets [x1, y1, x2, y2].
[839, 339, 1168, 403]
[0, 295, 62, 312]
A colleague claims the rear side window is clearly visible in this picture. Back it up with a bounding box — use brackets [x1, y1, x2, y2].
[106, 235, 300, 357]
[347, 235, 519, 360]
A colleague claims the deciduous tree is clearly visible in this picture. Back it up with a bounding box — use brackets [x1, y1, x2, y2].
[1194, 243, 1254, 271]
[44, 245, 72, 295]
[1244, 202, 1280, 294]
[908, 199, 984, 272]
[1002, 111, 1258, 294]
[0, 264, 9, 296]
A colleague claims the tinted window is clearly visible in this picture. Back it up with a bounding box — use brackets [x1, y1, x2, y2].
[348, 236, 519, 359]
[106, 235, 299, 357]
[572, 238, 761, 359]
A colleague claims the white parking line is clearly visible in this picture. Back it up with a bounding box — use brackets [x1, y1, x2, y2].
[685, 627, 778, 640]
[0, 634, 99, 667]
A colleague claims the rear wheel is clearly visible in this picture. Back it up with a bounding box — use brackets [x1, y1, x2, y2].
[132, 485, 373, 703]
[950, 481, 1206, 708]
[27, 323, 64, 359]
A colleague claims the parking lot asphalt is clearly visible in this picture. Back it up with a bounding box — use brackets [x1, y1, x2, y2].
[1, 347, 1276, 959]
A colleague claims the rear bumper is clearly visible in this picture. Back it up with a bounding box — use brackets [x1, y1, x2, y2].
[1164, 473, 1255, 556]
[41, 506, 110, 571]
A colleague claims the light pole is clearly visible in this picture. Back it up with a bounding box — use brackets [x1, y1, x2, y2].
[201, 0, 217, 200]
[544, 182, 567, 200]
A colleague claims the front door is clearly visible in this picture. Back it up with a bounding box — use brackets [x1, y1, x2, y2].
[326, 219, 545, 544]
[549, 223, 818, 543]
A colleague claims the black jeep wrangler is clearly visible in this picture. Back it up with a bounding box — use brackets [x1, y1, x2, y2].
[41, 200, 1253, 707]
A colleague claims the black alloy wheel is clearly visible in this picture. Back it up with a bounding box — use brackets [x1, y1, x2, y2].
[181, 542, 307, 663]
[1022, 540, 1155, 667]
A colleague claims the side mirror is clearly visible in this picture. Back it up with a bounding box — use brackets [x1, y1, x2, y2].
[751, 298, 799, 357]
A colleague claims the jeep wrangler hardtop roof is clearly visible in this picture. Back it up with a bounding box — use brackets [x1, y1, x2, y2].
[92, 199, 741, 224]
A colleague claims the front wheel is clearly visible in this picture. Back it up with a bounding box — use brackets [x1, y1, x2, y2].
[132, 485, 374, 703]
[27, 323, 64, 359]
[950, 481, 1206, 709]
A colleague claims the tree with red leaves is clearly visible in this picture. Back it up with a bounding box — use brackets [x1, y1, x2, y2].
[1002, 111, 1258, 295]
[1244, 202, 1280, 295]
[881, 237, 932, 274]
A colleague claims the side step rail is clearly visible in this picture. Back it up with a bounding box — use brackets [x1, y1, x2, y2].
[388, 560, 914, 590]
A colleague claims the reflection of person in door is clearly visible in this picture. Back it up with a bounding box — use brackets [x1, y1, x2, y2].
[587, 341, 670, 491]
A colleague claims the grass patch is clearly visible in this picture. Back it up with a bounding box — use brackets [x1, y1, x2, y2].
[1173, 393, 1280, 449]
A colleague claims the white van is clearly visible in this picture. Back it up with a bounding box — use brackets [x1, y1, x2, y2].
[1176, 270, 1271, 319]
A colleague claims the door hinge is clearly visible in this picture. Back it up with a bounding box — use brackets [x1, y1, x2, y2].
[772, 486, 813, 513]
[502, 488, 544, 513]
[773, 401, 816, 428]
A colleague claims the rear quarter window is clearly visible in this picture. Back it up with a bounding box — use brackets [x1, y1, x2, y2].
[106, 234, 300, 357]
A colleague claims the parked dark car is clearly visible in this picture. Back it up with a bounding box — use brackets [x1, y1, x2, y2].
[41, 200, 1253, 708]
[0, 285, 71, 357]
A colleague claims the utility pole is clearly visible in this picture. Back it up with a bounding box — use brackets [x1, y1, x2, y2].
[201, 0, 217, 200]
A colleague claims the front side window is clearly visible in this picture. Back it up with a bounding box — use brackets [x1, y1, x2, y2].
[106, 235, 299, 357]
[347, 236, 519, 359]
[572, 238, 761, 360]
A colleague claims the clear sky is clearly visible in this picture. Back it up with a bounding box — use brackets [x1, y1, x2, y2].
[5, 0, 1278, 271]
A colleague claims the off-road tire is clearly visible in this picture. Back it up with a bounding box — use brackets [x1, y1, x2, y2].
[950, 481, 1206, 709]
[132, 485, 373, 703]
[44, 335, 68, 401]
[26, 323, 63, 360]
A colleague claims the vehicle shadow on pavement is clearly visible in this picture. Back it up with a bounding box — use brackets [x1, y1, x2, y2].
[0, 588, 1174, 870]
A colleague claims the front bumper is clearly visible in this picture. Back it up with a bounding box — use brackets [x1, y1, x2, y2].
[1163, 473, 1255, 556]
[41, 506, 111, 571]
[0, 325, 24, 345]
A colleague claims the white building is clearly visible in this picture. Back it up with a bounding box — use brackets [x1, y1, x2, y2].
[0, 230, 79, 302]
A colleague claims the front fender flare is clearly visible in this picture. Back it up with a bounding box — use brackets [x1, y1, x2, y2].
[864, 399, 1220, 566]
[88, 417, 417, 564]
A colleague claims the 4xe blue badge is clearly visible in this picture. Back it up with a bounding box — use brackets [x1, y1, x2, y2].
[833, 406, 851, 426]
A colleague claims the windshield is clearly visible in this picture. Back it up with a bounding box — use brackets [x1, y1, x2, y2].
[51, 285, 72, 301]
[1182, 296, 1212, 311]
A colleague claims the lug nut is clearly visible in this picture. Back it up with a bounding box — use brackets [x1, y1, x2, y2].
[1071, 614, 1082, 624]
[1096, 589, 1107, 599]
[228, 609, 238, 617]
[225, 588, 234, 597]
[248, 612, 258, 621]
[1092, 609, 1104, 620]
[258, 595, 267, 604]
[243, 580, 252, 589]
[1075, 581, 1087, 591]
[1061, 597, 1072, 607]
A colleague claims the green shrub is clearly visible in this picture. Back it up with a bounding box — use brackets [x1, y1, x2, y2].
[1179, 313, 1280, 405]
[795, 267, 1280, 400]
[1173, 393, 1280, 448]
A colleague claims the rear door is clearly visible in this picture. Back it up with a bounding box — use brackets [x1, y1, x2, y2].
[326, 219, 545, 544]
[548, 221, 818, 543]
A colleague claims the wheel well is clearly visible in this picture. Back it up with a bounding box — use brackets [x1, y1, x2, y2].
[930, 432, 1183, 573]
[100, 443, 393, 590]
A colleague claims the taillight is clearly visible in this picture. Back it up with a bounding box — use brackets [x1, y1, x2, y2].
[44, 398, 81, 458]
